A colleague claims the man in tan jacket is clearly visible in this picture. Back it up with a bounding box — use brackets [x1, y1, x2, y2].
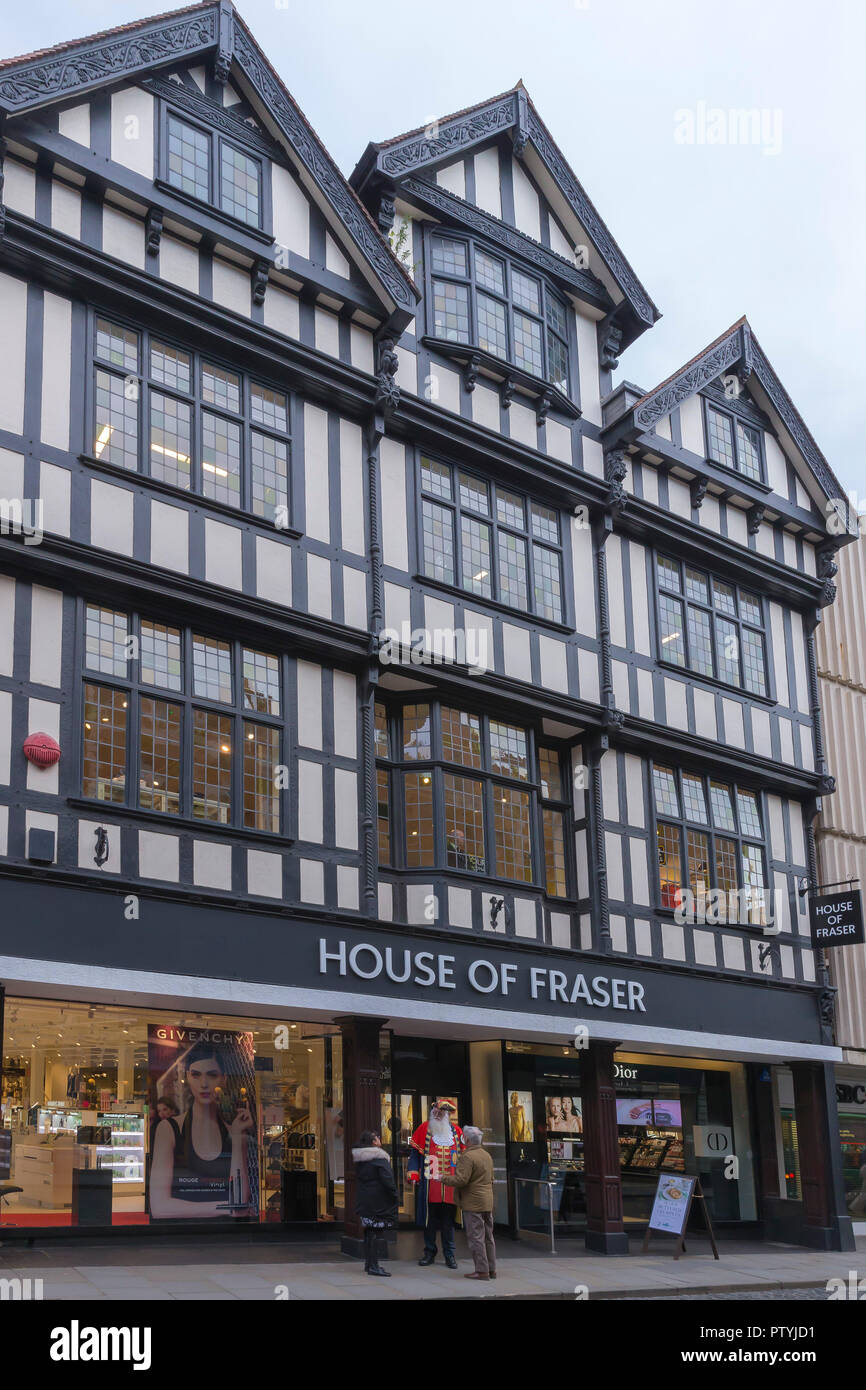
[439, 1125, 496, 1280]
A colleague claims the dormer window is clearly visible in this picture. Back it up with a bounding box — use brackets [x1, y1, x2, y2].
[429, 232, 571, 395]
[164, 112, 263, 229]
[705, 403, 763, 484]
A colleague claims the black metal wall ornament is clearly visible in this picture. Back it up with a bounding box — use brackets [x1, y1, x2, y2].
[489, 896, 506, 929]
[93, 827, 110, 868]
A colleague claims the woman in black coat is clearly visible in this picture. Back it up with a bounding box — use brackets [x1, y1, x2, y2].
[352, 1129, 399, 1276]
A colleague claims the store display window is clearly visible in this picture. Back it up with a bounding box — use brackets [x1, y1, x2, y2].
[615, 1053, 755, 1227]
[0, 998, 343, 1228]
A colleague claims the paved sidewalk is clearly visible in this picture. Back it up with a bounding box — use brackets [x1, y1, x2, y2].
[1, 1237, 863, 1300]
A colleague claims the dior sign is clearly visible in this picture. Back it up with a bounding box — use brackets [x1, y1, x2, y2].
[319, 939, 647, 1011]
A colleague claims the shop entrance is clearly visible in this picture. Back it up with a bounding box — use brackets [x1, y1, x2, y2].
[385, 1037, 468, 1228]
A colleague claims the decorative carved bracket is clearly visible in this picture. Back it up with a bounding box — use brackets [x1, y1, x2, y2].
[252, 258, 269, 305]
[377, 190, 395, 235]
[462, 352, 481, 394]
[145, 206, 163, 256]
[500, 376, 516, 411]
[747, 503, 766, 535]
[690, 476, 708, 510]
[536, 390, 553, 425]
[214, 0, 234, 84]
[605, 448, 628, 514]
[375, 337, 400, 417]
[600, 322, 623, 373]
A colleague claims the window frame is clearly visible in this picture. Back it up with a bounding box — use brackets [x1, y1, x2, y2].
[375, 697, 573, 899]
[417, 455, 566, 625]
[654, 552, 771, 700]
[651, 762, 769, 927]
[424, 227, 573, 396]
[77, 600, 287, 838]
[158, 103, 269, 235]
[701, 397, 767, 486]
[87, 311, 294, 526]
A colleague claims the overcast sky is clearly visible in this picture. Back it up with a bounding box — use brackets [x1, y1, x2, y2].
[3, 0, 864, 499]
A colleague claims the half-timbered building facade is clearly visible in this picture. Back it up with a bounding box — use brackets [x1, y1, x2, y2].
[0, 0, 855, 1251]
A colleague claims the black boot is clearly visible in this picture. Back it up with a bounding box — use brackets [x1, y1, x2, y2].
[363, 1227, 375, 1273]
[418, 1251, 436, 1266]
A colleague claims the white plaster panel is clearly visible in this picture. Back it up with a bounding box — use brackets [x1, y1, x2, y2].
[472, 383, 500, 432]
[342, 567, 368, 630]
[51, 181, 81, 239]
[193, 840, 232, 891]
[473, 146, 501, 218]
[204, 518, 242, 590]
[502, 624, 532, 683]
[297, 662, 323, 749]
[430, 363, 461, 413]
[545, 418, 572, 464]
[4, 160, 35, 217]
[40, 462, 71, 539]
[29, 586, 63, 688]
[629, 541, 651, 656]
[149, 500, 188, 573]
[723, 698, 746, 749]
[325, 232, 350, 279]
[0, 690, 10, 785]
[90, 479, 134, 556]
[436, 161, 465, 198]
[605, 831, 624, 899]
[102, 206, 145, 269]
[607, 535, 626, 646]
[679, 396, 704, 454]
[339, 418, 365, 555]
[256, 536, 292, 606]
[624, 753, 645, 828]
[299, 859, 324, 903]
[304, 403, 330, 543]
[315, 307, 340, 357]
[667, 477, 691, 519]
[297, 761, 323, 843]
[575, 310, 601, 425]
[511, 159, 541, 240]
[264, 284, 300, 338]
[334, 768, 358, 849]
[333, 670, 357, 759]
[726, 503, 748, 548]
[395, 345, 417, 394]
[272, 164, 310, 257]
[350, 323, 374, 373]
[664, 677, 688, 731]
[630, 836, 650, 905]
[509, 401, 537, 449]
[578, 647, 600, 704]
[693, 688, 717, 741]
[160, 235, 199, 292]
[0, 577, 14, 676]
[0, 275, 27, 433]
[662, 923, 686, 961]
[307, 553, 332, 619]
[380, 439, 408, 570]
[138, 830, 179, 883]
[59, 103, 91, 146]
[212, 258, 250, 316]
[337, 864, 359, 910]
[247, 849, 283, 899]
[539, 635, 567, 692]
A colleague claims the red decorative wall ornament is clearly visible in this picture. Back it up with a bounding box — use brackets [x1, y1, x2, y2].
[23, 732, 61, 768]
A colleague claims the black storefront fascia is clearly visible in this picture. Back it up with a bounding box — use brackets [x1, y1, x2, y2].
[0, 874, 855, 1253]
[0, 875, 836, 1052]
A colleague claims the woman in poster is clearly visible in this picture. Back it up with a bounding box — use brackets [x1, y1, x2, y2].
[509, 1091, 532, 1142]
[149, 1041, 255, 1219]
[559, 1096, 583, 1135]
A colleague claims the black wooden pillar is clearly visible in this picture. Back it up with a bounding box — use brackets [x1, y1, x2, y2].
[791, 1060, 855, 1251]
[337, 1014, 387, 1256]
[582, 1042, 628, 1253]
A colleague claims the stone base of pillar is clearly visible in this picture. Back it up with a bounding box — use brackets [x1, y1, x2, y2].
[585, 1228, 629, 1255]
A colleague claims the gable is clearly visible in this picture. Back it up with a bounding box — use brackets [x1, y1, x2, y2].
[351, 84, 658, 348]
[613, 319, 852, 538]
[0, 1, 417, 325]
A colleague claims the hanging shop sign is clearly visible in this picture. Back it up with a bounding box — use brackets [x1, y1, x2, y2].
[810, 890, 864, 948]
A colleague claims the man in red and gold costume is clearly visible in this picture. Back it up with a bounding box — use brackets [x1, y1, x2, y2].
[407, 1098, 464, 1267]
